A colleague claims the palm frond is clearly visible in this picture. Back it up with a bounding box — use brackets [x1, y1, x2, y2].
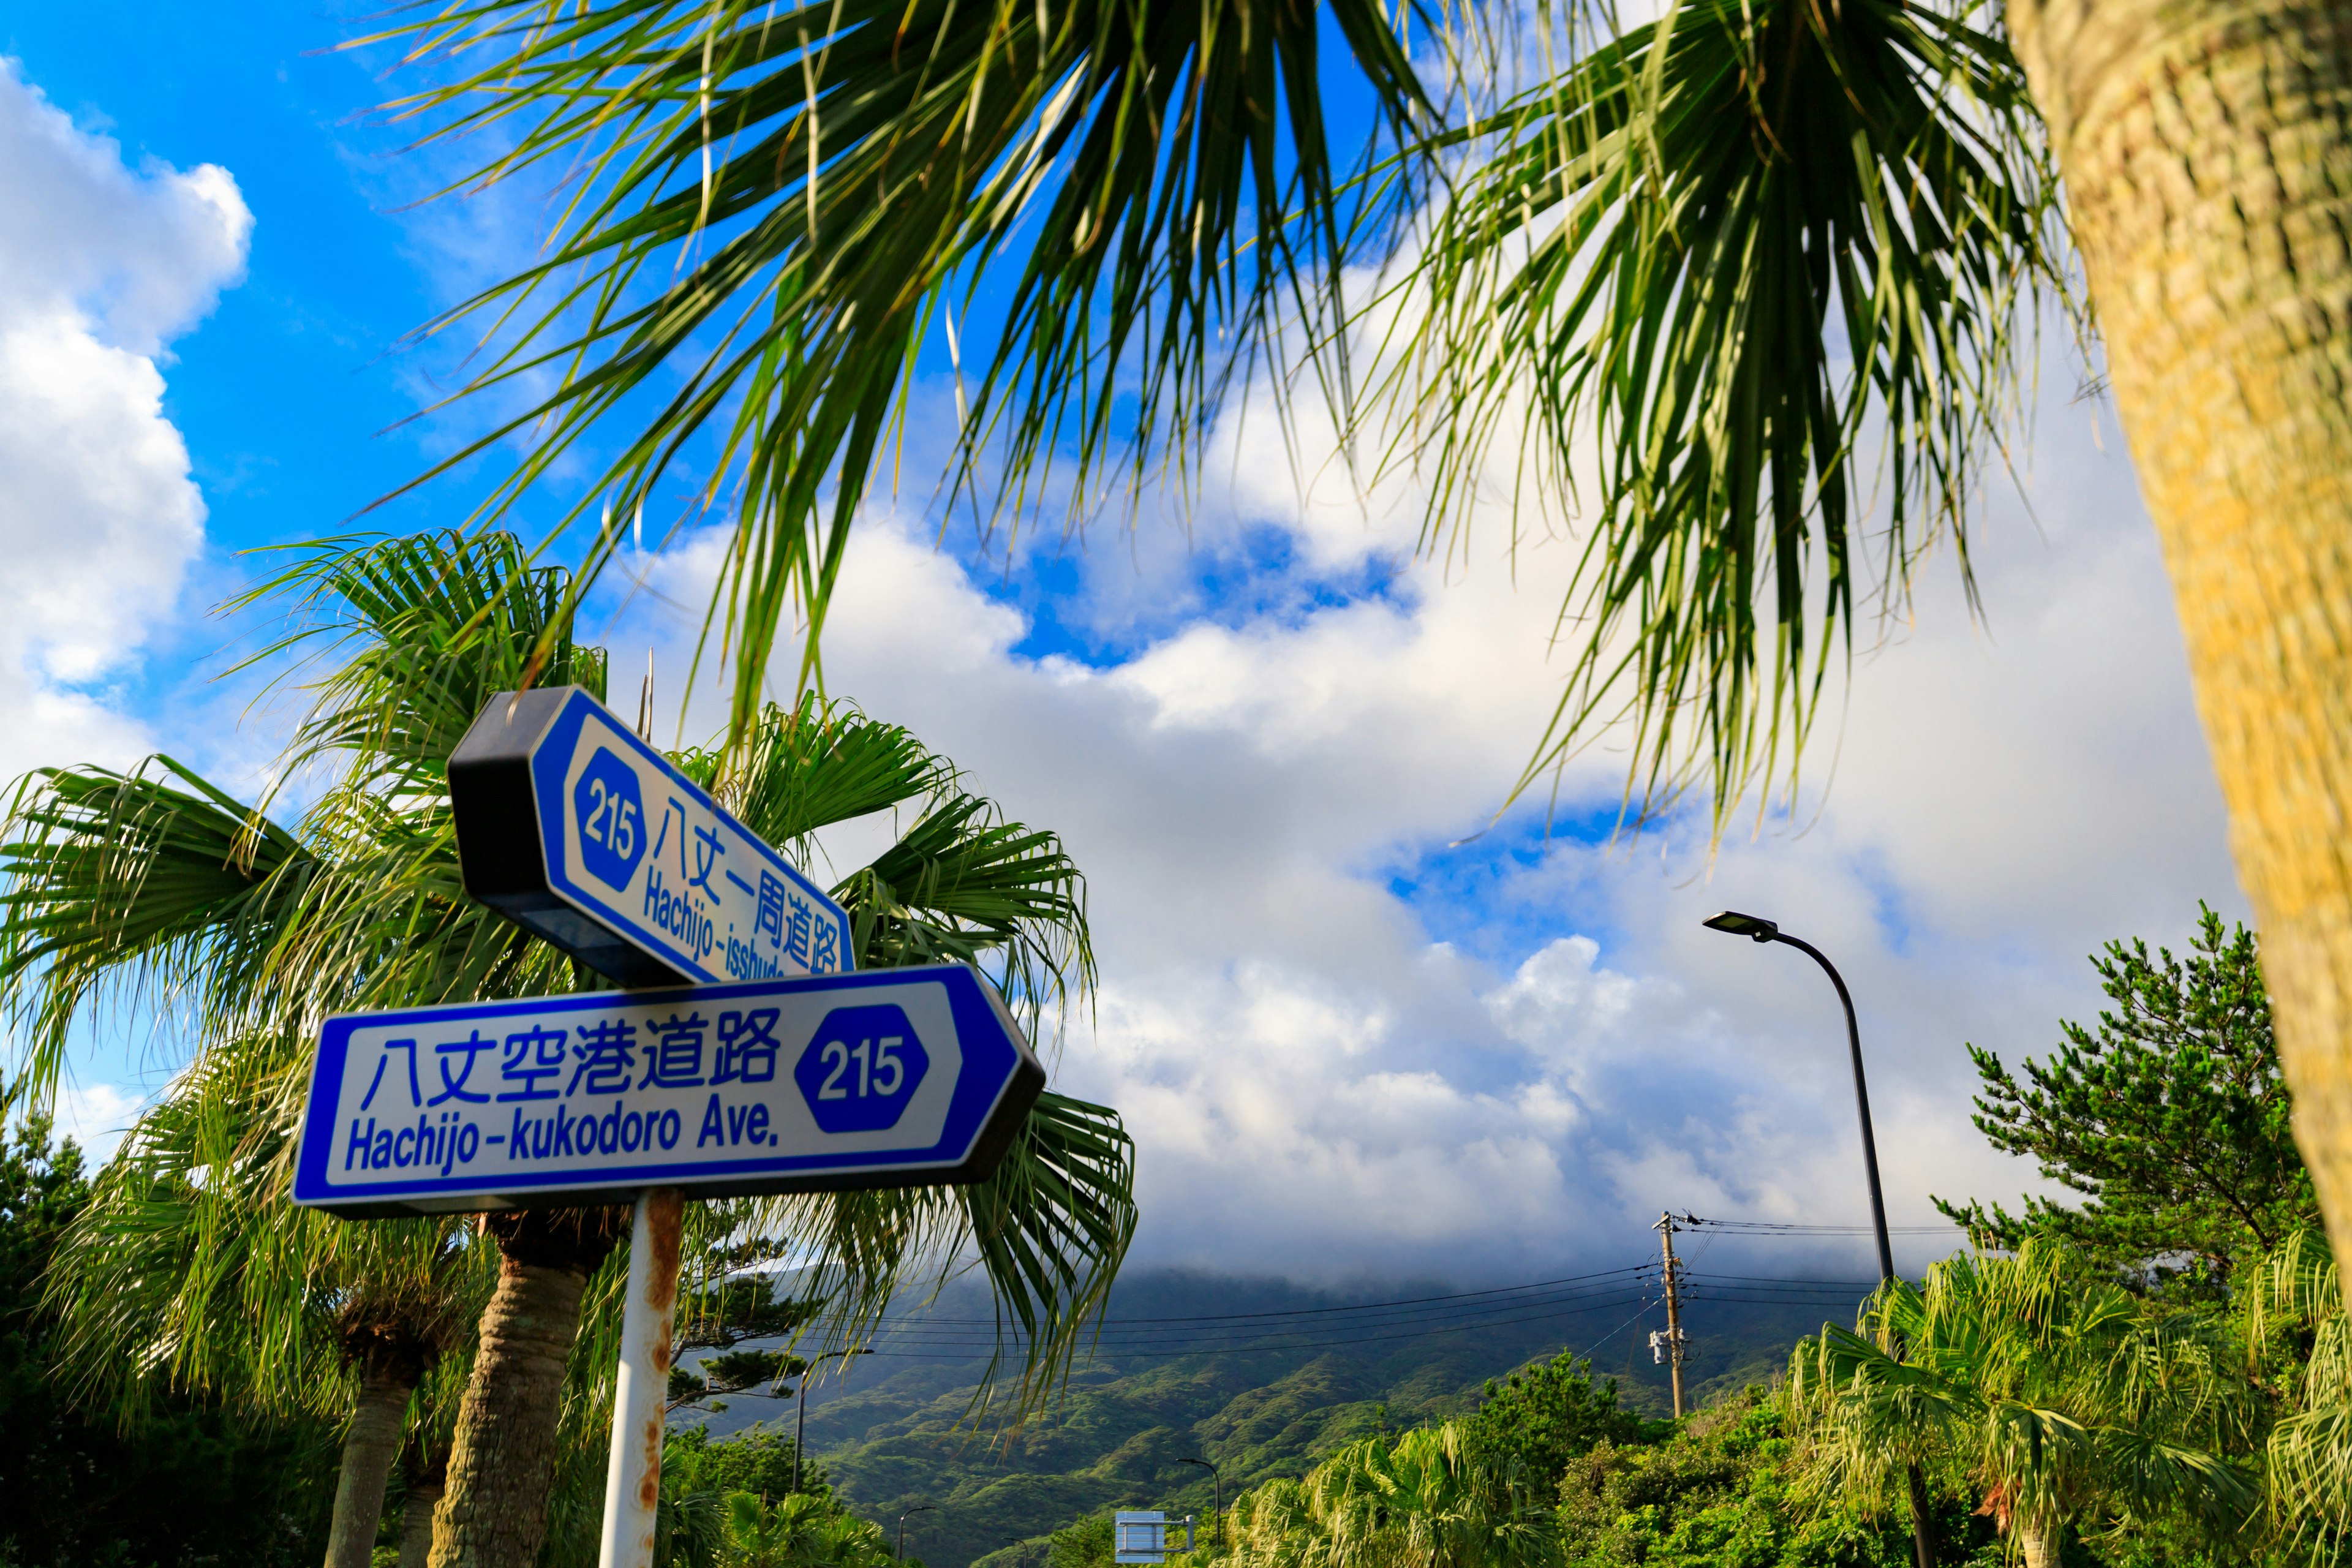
[13, 528, 1133, 1436]
[360, 0, 1433, 743]
[715, 696, 1096, 1031]
[956, 1089, 1135, 1404]
[1787, 1240, 2254, 1544]
[230, 530, 609, 801]
[1378, 0, 2068, 829]
[837, 792, 1093, 1031]
[42, 1032, 489, 1427]
[0, 758, 312, 1109]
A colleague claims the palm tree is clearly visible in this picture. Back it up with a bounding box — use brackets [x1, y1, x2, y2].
[1, 530, 1136, 1568]
[366, 0, 2352, 1283]
[39, 1036, 488, 1568]
[1224, 1423, 1552, 1568]
[1788, 1239, 2256, 1566]
[715, 1491, 895, 1568]
[2236, 1229, 2352, 1560]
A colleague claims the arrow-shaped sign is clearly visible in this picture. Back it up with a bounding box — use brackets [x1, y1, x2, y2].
[448, 686, 853, 989]
[291, 963, 1042, 1216]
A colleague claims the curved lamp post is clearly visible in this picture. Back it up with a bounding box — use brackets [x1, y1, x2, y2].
[1177, 1457, 1223, 1550]
[1701, 911, 1895, 1280]
[898, 1504, 938, 1561]
[1701, 909, 1929, 1568]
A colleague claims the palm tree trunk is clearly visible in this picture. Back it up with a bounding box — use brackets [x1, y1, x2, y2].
[425, 1247, 590, 1568]
[400, 1481, 444, 1568]
[2015, 1517, 2059, 1568]
[2004, 0, 2352, 1267]
[399, 1463, 445, 1568]
[328, 1370, 415, 1568]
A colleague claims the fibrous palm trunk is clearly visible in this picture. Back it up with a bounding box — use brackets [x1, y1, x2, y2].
[2016, 1515, 2060, 1568]
[2006, 0, 2352, 1270]
[401, 1482, 443, 1568]
[428, 1210, 621, 1568]
[326, 1370, 416, 1568]
[426, 1246, 590, 1568]
[399, 1460, 445, 1568]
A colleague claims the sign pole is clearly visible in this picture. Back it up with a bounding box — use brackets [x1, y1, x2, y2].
[603, 675, 685, 1568]
[598, 1185, 684, 1568]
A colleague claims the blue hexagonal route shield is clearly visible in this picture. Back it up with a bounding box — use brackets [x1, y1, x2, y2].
[571, 747, 647, 891]
[794, 1003, 930, 1133]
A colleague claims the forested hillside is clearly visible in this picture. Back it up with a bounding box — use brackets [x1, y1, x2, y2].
[673, 1262, 1884, 1568]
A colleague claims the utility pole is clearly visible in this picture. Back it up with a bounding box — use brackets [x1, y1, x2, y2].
[1653, 1212, 1687, 1418]
[795, 1347, 869, 1494]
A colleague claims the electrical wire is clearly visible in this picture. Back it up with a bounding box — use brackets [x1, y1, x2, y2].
[843, 1264, 1658, 1328]
[1676, 1212, 1956, 1235]
[851, 1289, 1664, 1361]
[852, 1285, 1663, 1355]
[750, 1231, 1942, 1370]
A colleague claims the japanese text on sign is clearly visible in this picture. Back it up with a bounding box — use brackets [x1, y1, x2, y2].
[290, 967, 1052, 1213]
[546, 700, 850, 984]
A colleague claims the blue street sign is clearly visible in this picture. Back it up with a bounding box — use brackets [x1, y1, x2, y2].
[292, 963, 1044, 1216]
[448, 687, 853, 988]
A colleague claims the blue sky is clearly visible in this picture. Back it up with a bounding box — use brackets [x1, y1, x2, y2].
[0, 7, 2250, 1287]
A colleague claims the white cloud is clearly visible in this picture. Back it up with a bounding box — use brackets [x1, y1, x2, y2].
[0, 58, 251, 1123]
[608, 317, 2229, 1287]
[51, 1079, 146, 1166]
[0, 59, 249, 744]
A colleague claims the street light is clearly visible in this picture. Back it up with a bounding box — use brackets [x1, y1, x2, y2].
[1700, 910, 1894, 1281]
[1702, 909, 1929, 1568]
[794, 1346, 871, 1495]
[898, 1504, 938, 1560]
[1177, 1458, 1223, 1551]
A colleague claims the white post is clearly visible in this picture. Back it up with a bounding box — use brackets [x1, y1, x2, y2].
[600, 1186, 685, 1568]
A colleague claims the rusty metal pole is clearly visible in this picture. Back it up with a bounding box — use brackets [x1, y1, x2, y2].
[599, 1186, 685, 1568]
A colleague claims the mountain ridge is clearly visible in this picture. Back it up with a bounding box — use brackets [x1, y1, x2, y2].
[670, 1264, 1875, 1568]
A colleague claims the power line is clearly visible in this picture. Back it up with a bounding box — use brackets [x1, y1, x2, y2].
[853, 1286, 1663, 1354]
[749, 1238, 1939, 1370]
[838, 1275, 1663, 1349]
[850, 1289, 1664, 1361]
[1676, 1213, 1956, 1235]
[1684, 1278, 1882, 1288]
[840, 1264, 1658, 1329]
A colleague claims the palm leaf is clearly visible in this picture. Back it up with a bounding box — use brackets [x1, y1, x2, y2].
[1379, 0, 2067, 828]
[835, 793, 1091, 1029]
[0, 759, 313, 1109]
[359, 0, 1433, 743]
[42, 1032, 488, 1427]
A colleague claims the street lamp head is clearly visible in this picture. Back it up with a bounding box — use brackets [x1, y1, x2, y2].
[1702, 910, 1779, 943]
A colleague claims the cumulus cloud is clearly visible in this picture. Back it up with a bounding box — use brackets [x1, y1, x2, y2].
[0, 57, 251, 776]
[606, 315, 2227, 1289]
[51, 1080, 145, 1166]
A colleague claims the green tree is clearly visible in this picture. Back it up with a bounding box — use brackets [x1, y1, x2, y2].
[1046, 1514, 1115, 1568]
[0, 1115, 337, 1567]
[1934, 907, 2316, 1292]
[715, 1491, 897, 1568]
[1222, 1423, 1553, 1568]
[1555, 1389, 1981, 1568]
[0, 531, 1136, 1568]
[2234, 1230, 2352, 1563]
[1789, 1240, 2254, 1568]
[663, 1427, 827, 1502]
[38, 1043, 486, 1568]
[1459, 1353, 1647, 1494]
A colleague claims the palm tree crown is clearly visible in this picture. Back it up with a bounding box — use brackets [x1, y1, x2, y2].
[1789, 1240, 2256, 1566]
